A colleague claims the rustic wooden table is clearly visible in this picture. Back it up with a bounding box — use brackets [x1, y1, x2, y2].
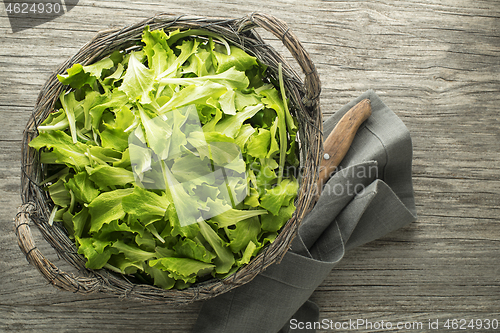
[1, 1, 499, 332]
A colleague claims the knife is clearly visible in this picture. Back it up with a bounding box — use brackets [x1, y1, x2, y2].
[315, 98, 372, 200]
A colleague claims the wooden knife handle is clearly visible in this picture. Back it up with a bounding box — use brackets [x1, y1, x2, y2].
[315, 98, 372, 198]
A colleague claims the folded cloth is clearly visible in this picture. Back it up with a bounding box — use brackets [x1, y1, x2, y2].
[193, 90, 417, 333]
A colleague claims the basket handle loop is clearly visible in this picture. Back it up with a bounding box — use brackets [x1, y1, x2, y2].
[14, 203, 97, 294]
[237, 12, 321, 110]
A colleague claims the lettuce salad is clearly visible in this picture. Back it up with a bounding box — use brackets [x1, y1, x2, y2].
[29, 27, 299, 289]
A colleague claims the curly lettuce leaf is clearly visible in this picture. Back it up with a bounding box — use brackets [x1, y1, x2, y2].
[122, 186, 170, 222]
[259, 177, 299, 215]
[157, 38, 200, 80]
[119, 52, 155, 104]
[184, 47, 214, 77]
[76, 236, 115, 269]
[173, 237, 216, 264]
[111, 240, 156, 262]
[29, 130, 90, 170]
[65, 172, 99, 204]
[59, 90, 85, 144]
[57, 64, 96, 89]
[149, 257, 214, 284]
[224, 217, 261, 253]
[260, 202, 296, 232]
[99, 106, 138, 151]
[143, 263, 176, 289]
[213, 45, 259, 73]
[161, 161, 203, 227]
[87, 188, 134, 233]
[236, 240, 258, 266]
[86, 164, 135, 189]
[88, 90, 129, 131]
[246, 128, 271, 159]
[86, 146, 122, 165]
[84, 57, 115, 80]
[105, 254, 144, 275]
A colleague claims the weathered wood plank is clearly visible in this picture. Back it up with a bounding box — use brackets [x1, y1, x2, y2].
[1, 0, 499, 332]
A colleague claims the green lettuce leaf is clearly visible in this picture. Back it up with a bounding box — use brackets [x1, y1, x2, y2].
[99, 125, 130, 151]
[149, 257, 214, 283]
[88, 90, 129, 132]
[29, 130, 90, 171]
[184, 47, 214, 77]
[161, 161, 203, 227]
[137, 105, 172, 160]
[246, 128, 271, 159]
[86, 146, 122, 165]
[213, 45, 258, 73]
[76, 236, 115, 269]
[236, 240, 258, 266]
[84, 57, 115, 79]
[198, 220, 234, 274]
[105, 254, 143, 275]
[173, 237, 215, 263]
[57, 64, 95, 89]
[244, 187, 260, 208]
[214, 103, 264, 138]
[219, 89, 237, 115]
[224, 216, 261, 253]
[135, 231, 156, 252]
[73, 207, 90, 238]
[158, 81, 227, 114]
[260, 89, 287, 182]
[234, 123, 256, 151]
[37, 109, 69, 132]
[87, 188, 134, 233]
[157, 38, 200, 80]
[142, 26, 171, 72]
[143, 263, 176, 289]
[170, 152, 213, 183]
[212, 208, 267, 228]
[103, 63, 125, 86]
[47, 177, 71, 207]
[99, 219, 144, 239]
[59, 90, 84, 144]
[82, 91, 109, 131]
[235, 90, 262, 110]
[259, 177, 299, 215]
[159, 67, 249, 91]
[119, 52, 155, 104]
[86, 164, 135, 189]
[65, 172, 99, 204]
[260, 202, 296, 232]
[122, 186, 170, 222]
[112, 240, 156, 262]
[166, 204, 200, 239]
[113, 148, 131, 169]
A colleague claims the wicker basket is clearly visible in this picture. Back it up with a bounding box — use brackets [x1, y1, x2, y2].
[15, 12, 322, 305]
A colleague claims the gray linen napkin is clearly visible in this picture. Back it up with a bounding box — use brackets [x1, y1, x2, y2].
[193, 90, 417, 333]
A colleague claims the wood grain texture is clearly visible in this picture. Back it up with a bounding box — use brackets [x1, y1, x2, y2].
[1, 0, 499, 332]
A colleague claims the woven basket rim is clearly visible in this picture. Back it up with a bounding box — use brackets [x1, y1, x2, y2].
[16, 12, 323, 305]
